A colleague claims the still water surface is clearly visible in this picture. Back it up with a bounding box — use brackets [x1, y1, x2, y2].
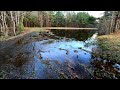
[0, 29, 98, 79]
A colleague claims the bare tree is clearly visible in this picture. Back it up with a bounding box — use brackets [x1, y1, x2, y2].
[0, 11, 9, 36]
[110, 11, 120, 33]
[38, 11, 44, 27]
[99, 11, 120, 34]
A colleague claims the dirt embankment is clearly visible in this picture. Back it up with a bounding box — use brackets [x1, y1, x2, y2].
[0, 31, 32, 50]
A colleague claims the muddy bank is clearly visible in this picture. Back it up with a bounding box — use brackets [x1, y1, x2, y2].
[0, 31, 62, 79]
[0, 29, 50, 50]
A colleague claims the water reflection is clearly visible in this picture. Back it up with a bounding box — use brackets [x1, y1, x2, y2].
[32, 29, 98, 78]
[51, 29, 97, 41]
[34, 37, 97, 64]
[0, 29, 98, 79]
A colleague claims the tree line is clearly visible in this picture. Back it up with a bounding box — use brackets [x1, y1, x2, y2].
[98, 11, 120, 35]
[0, 11, 97, 37]
[23, 11, 97, 28]
[0, 11, 25, 37]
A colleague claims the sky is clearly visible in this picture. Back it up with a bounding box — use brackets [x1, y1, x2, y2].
[78, 11, 105, 18]
[63, 11, 105, 18]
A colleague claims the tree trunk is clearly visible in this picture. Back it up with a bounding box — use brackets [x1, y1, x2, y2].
[110, 11, 120, 33]
[0, 11, 9, 36]
[38, 11, 44, 27]
[10, 11, 16, 36]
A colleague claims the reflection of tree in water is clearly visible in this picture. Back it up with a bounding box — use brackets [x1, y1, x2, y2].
[51, 29, 97, 41]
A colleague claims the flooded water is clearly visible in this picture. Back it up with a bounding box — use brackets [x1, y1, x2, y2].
[0, 29, 98, 79]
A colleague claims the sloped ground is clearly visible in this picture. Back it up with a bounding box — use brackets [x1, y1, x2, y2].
[97, 31, 120, 63]
[0, 29, 56, 79]
[90, 31, 120, 79]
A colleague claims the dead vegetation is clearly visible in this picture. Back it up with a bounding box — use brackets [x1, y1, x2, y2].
[97, 31, 120, 63]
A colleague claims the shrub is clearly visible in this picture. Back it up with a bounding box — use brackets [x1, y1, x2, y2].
[17, 23, 24, 32]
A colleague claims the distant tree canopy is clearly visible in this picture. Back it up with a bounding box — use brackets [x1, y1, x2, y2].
[23, 11, 97, 28]
[1, 11, 120, 38]
[52, 11, 65, 27]
[0, 11, 97, 37]
[76, 12, 97, 27]
[0, 11, 25, 37]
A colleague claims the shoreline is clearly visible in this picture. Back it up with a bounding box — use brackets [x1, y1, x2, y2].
[24, 27, 98, 30]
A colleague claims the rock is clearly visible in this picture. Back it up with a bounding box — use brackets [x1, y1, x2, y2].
[113, 63, 120, 70]
[74, 50, 78, 53]
[103, 60, 107, 64]
[31, 33, 39, 37]
[78, 47, 82, 49]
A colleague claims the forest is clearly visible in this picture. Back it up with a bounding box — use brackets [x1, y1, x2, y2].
[0, 11, 97, 38]
[98, 11, 120, 34]
[0, 11, 120, 79]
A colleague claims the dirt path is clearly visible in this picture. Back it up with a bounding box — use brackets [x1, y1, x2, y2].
[0, 28, 49, 50]
[24, 27, 98, 30]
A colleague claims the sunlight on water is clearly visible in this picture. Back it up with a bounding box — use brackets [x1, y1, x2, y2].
[27, 29, 98, 78]
[33, 32, 98, 65]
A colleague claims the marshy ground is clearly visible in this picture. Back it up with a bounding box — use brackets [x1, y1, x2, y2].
[0, 28, 120, 79]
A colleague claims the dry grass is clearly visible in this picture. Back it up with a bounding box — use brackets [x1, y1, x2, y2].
[97, 31, 120, 62]
[24, 27, 97, 30]
[0, 28, 48, 41]
[24, 27, 49, 32]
